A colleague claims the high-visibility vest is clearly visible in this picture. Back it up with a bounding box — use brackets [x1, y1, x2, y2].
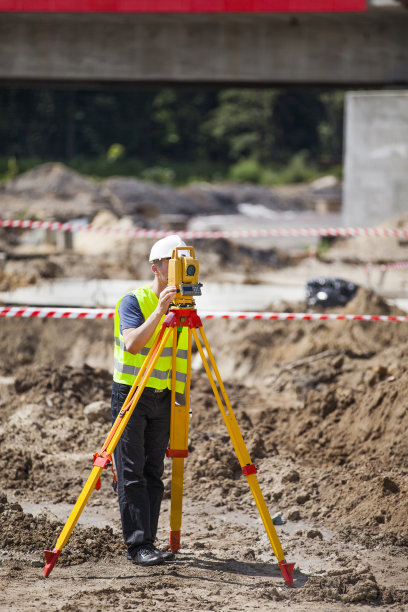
[113, 285, 188, 402]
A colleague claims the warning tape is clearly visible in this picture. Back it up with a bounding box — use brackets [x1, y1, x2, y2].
[0, 306, 114, 319]
[364, 261, 408, 273]
[385, 261, 408, 270]
[0, 306, 407, 323]
[1, 219, 408, 239]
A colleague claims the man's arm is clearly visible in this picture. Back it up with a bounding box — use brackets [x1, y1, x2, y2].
[123, 285, 177, 355]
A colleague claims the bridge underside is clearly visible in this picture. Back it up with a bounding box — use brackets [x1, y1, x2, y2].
[0, 10, 407, 87]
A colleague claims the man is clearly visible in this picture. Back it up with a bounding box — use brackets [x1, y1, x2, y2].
[111, 234, 188, 566]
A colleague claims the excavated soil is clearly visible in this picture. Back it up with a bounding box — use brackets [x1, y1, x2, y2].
[0, 168, 407, 610]
[0, 286, 407, 611]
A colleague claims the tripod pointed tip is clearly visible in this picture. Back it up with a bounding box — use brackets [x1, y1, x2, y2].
[170, 530, 180, 553]
[278, 560, 295, 587]
[44, 548, 61, 577]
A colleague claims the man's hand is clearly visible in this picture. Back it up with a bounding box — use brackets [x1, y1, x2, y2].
[156, 286, 177, 316]
[123, 286, 177, 355]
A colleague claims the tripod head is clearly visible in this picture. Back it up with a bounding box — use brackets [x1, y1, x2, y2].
[168, 245, 202, 308]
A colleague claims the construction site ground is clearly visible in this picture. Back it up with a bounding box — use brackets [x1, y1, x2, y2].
[0, 169, 407, 611]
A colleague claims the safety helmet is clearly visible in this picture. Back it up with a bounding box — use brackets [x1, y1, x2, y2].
[149, 234, 187, 263]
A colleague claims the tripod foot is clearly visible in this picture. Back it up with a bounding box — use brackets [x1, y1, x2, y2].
[278, 560, 295, 587]
[44, 548, 61, 577]
[170, 530, 180, 553]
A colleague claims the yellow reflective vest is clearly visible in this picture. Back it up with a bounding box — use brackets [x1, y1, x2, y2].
[113, 286, 188, 402]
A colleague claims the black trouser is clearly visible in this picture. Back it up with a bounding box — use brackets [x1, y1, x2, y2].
[111, 381, 171, 554]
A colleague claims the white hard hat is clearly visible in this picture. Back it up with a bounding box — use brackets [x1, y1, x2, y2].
[149, 234, 187, 262]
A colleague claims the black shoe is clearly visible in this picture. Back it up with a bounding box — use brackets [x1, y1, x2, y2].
[127, 545, 175, 563]
[151, 545, 175, 561]
[130, 544, 164, 566]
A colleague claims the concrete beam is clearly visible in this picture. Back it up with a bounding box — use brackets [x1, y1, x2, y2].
[0, 11, 407, 86]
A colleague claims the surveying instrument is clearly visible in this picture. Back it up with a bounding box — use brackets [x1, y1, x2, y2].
[44, 245, 295, 586]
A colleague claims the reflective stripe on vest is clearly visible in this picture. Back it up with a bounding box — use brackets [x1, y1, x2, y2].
[113, 358, 187, 382]
[114, 337, 187, 359]
[113, 285, 188, 396]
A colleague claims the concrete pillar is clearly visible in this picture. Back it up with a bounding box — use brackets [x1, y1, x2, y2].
[343, 91, 408, 227]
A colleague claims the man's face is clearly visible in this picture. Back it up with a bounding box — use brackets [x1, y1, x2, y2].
[154, 258, 170, 287]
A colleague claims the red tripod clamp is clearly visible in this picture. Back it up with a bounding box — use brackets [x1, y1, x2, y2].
[93, 451, 116, 491]
[164, 308, 202, 329]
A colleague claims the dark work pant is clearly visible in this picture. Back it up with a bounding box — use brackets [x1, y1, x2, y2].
[111, 381, 171, 553]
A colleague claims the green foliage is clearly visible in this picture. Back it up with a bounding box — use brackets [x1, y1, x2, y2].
[107, 143, 125, 163]
[68, 156, 145, 178]
[141, 166, 176, 185]
[205, 90, 276, 163]
[0, 153, 337, 189]
[276, 151, 318, 184]
[316, 236, 335, 258]
[65, 158, 227, 185]
[2, 156, 18, 180]
[0, 87, 345, 186]
[228, 153, 319, 186]
[7, 156, 19, 178]
[0, 156, 43, 182]
[229, 159, 263, 183]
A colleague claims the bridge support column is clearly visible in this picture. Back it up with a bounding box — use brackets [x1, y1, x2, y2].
[343, 91, 408, 227]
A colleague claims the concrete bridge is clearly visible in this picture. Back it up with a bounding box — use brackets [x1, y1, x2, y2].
[0, 2, 407, 87]
[0, 1, 407, 227]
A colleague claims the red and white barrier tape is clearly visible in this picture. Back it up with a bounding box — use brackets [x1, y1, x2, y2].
[1, 219, 408, 239]
[0, 306, 114, 319]
[1, 306, 407, 322]
[385, 261, 408, 270]
[364, 261, 408, 273]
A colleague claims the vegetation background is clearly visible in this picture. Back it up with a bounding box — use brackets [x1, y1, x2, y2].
[0, 87, 344, 185]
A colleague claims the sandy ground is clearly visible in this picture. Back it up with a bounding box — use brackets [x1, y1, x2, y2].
[0, 283, 407, 611]
[0, 173, 407, 610]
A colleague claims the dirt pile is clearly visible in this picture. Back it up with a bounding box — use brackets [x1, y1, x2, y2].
[324, 212, 408, 264]
[289, 567, 407, 606]
[0, 163, 123, 222]
[1, 164, 407, 609]
[184, 289, 408, 541]
[201, 287, 405, 383]
[0, 163, 339, 226]
[0, 494, 123, 565]
[258, 566, 408, 606]
[0, 289, 405, 538]
[0, 233, 293, 292]
[0, 280, 407, 609]
[0, 364, 113, 503]
[102, 177, 205, 219]
[181, 176, 341, 216]
[184, 379, 407, 543]
[0, 318, 113, 373]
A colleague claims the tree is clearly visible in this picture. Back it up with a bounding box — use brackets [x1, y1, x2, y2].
[205, 89, 276, 163]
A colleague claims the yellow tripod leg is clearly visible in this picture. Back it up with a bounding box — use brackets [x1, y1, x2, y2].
[169, 458, 185, 552]
[168, 327, 192, 552]
[44, 326, 173, 577]
[105, 327, 173, 455]
[101, 325, 170, 451]
[192, 326, 295, 587]
[44, 465, 102, 575]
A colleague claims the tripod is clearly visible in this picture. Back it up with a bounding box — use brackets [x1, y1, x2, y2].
[44, 304, 295, 586]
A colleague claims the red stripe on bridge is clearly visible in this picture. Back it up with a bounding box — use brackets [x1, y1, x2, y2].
[0, 1, 367, 13]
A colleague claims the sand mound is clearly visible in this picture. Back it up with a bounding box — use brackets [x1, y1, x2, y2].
[0, 281, 407, 608]
[0, 494, 123, 565]
[0, 163, 121, 222]
[0, 287, 406, 543]
[324, 212, 408, 264]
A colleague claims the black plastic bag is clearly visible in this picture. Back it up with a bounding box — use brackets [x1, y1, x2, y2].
[306, 277, 359, 308]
